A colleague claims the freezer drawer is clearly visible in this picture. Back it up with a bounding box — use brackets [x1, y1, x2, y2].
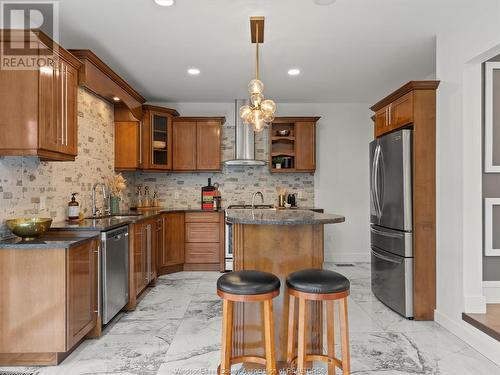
[370, 225, 412, 257]
[371, 246, 413, 318]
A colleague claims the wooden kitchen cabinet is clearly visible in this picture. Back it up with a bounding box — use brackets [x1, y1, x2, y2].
[370, 80, 440, 320]
[67, 239, 98, 349]
[0, 31, 81, 161]
[0, 236, 99, 366]
[294, 121, 316, 171]
[373, 92, 414, 138]
[133, 218, 156, 296]
[184, 211, 224, 271]
[172, 117, 225, 172]
[157, 211, 224, 275]
[172, 121, 197, 170]
[159, 212, 185, 274]
[142, 105, 178, 171]
[374, 106, 390, 137]
[269, 117, 320, 173]
[197, 120, 222, 170]
[115, 120, 141, 170]
[390, 92, 413, 129]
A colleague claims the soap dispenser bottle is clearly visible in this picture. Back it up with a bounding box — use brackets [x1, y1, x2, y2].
[67, 193, 80, 221]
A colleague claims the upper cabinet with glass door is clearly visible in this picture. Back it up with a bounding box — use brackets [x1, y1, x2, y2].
[142, 105, 179, 171]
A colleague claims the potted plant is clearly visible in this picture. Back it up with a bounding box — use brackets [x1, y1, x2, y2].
[107, 173, 127, 214]
[273, 156, 285, 169]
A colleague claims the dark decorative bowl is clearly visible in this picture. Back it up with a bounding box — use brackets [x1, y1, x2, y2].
[277, 129, 290, 136]
[6, 218, 53, 240]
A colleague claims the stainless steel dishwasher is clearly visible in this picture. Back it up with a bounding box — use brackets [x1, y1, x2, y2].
[101, 226, 129, 325]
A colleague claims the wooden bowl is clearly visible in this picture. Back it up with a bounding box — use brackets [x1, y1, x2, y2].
[6, 218, 53, 240]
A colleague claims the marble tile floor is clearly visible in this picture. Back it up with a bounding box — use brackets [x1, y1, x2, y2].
[2, 263, 499, 375]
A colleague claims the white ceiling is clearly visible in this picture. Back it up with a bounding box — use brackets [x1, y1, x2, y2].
[58, 0, 439, 103]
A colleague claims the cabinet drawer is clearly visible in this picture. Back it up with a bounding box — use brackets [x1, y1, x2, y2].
[185, 222, 220, 242]
[185, 212, 220, 223]
[185, 243, 219, 263]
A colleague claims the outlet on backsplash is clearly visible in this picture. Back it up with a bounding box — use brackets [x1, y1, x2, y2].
[174, 191, 180, 200]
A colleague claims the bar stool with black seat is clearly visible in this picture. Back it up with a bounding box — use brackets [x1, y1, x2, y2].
[217, 270, 281, 375]
[286, 269, 351, 375]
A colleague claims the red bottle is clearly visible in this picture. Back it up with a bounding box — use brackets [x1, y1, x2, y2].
[201, 178, 216, 210]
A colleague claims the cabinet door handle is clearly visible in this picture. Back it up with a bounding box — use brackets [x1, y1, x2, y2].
[388, 104, 392, 125]
[138, 121, 143, 167]
[65, 64, 68, 146]
[60, 63, 64, 145]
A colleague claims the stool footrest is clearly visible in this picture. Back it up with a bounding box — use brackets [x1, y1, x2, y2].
[289, 354, 343, 370]
[218, 356, 269, 375]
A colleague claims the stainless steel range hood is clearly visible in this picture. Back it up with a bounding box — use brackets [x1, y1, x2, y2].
[224, 99, 266, 166]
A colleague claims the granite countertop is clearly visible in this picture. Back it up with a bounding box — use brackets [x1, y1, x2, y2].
[225, 209, 345, 225]
[50, 208, 225, 232]
[0, 234, 99, 249]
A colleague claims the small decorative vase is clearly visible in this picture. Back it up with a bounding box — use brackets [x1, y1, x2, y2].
[110, 196, 120, 214]
[276, 163, 282, 169]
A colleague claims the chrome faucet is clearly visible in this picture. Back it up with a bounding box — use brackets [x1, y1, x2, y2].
[91, 182, 109, 217]
[251, 191, 264, 210]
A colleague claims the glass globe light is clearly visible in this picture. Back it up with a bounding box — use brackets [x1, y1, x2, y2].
[251, 93, 263, 107]
[263, 111, 275, 123]
[239, 105, 252, 119]
[248, 79, 264, 94]
[243, 110, 253, 124]
[250, 109, 263, 123]
[253, 119, 265, 132]
[260, 99, 276, 114]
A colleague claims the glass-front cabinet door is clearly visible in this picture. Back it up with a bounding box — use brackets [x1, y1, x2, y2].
[149, 111, 172, 170]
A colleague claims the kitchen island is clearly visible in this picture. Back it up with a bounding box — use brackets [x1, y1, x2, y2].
[225, 209, 345, 364]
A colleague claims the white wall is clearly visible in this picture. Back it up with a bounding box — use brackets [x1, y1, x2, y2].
[277, 103, 372, 262]
[156, 101, 372, 262]
[434, 0, 500, 365]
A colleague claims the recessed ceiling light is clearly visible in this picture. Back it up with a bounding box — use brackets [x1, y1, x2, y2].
[154, 0, 175, 7]
[112, 96, 120, 102]
[314, 0, 336, 5]
[288, 68, 301, 76]
[187, 68, 200, 75]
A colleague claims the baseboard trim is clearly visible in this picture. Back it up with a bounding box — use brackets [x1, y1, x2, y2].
[434, 309, 500, 366]
[325, 252, 370, 263]
[483, 281, 500, 303]
[464, 294, 487, 313]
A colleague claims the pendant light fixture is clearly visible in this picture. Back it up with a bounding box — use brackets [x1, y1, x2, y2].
[239, 17, 276, 133]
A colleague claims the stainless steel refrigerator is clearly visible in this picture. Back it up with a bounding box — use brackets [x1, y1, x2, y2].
[370, 129, 414, 318]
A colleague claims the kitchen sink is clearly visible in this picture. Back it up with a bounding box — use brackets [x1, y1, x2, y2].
[227, 204, 276, 210]
[86, 213, 142, 220]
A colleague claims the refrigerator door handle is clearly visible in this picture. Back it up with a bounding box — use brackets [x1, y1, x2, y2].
[370, 227, 404, 239]
[377, 146, 385, 218]
[373, 145, 382, 218]
[371, 145, 378, 218]
[371, 248, 403, 264]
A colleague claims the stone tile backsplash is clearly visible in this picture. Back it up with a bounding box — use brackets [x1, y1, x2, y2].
[0, 91, 314, 239]
[0, 88, 124, 239]
[130, 124, 314, 209]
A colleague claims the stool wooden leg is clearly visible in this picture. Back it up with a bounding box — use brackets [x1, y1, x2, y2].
[263, 299, 277, 375]
[220, 299, 234, 375]
[339, 297, 350, 375]
[286, 294, 296, 367]
[327, 300, 336, 375]
[297, 298, 307, 375]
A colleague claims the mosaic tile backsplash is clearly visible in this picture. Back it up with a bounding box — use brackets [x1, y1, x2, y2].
[0, 91, 314, 239]
[129, 123, 315, 209]
[0, 88, 124, 239]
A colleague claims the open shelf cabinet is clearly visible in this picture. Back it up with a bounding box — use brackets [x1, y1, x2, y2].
[268, 117, 320, 173]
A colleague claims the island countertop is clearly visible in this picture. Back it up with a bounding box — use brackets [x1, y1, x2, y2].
[225, 208, 345, 225]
